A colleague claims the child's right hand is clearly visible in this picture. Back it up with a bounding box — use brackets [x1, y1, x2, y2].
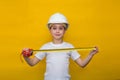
[89, 46, 99, 56]
[22, 48, 33, 57]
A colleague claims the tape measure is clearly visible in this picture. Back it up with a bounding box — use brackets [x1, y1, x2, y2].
[20, 47, 95, 63]
[32, 47, 95, 52]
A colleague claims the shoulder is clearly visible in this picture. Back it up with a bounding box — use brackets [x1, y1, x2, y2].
[63, 42, 75, 48]
[39, 42, 52, 49]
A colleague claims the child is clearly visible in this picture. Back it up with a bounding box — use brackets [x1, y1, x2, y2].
[22, 13, 99, 80]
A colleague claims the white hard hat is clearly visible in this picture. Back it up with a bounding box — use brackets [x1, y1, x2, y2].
[47, 13, 69, 29]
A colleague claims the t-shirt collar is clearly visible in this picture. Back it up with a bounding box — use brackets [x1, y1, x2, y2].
[50, 42, 65, 47]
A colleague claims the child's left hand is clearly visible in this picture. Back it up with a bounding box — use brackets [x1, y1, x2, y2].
[89, 46, 99, 56]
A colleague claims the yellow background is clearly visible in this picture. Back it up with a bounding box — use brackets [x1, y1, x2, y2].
[0, 0, 120, 80]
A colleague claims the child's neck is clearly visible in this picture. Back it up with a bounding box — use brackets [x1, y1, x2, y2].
[52, 39, 63, 44]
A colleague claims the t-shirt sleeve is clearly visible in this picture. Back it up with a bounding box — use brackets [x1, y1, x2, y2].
[35, 46, 46, 60]
[35, 52, 46, 60]
[69, 44, 81, 61]
[70, 50, 80, 61]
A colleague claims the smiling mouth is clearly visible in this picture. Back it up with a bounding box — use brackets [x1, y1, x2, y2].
[55, 34, 61, 36]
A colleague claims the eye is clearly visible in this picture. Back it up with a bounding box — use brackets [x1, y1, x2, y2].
[52, 27, 57, 30]
[59, 27, 64, 30]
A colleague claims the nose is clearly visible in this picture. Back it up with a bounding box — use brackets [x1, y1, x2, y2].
[56, 29, 60, 33]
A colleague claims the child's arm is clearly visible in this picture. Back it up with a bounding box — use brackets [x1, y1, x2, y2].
[23, 56, 40, 66]
[75, 47, 99, 68]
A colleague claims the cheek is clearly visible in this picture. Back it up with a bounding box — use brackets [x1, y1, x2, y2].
[50, 30, 55, 34]
[61, 30, 65, 34]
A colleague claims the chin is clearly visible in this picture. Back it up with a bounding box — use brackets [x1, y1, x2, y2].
[54, 37, 63, 40]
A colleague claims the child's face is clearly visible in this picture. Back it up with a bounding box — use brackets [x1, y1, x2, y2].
[49, 23, 66, 40]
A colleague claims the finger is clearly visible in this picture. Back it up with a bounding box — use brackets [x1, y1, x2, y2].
[23, 48, 29, 51]
[94, 46, 99, 53]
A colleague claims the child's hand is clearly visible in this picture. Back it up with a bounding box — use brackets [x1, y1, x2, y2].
[89, 46, 99, 56]
[22, 48, 33, 57]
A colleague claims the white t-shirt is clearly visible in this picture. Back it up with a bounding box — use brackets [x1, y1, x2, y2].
[35, 42, 80, 80]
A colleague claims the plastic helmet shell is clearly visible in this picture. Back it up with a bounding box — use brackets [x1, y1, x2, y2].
[48, 13, 69, 29]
